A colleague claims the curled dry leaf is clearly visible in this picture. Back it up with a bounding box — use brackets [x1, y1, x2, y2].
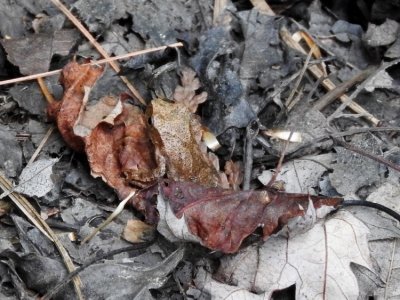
[73, 93, 123, 137]
[173, 67, 207, 113]
[153, 180, 342, 253]
[48, 61, 163, 199]
[47, 61, 104, 152]
[86, 102, 162, 198]
[150, 99, 221, 187]
[85, 121, 134, 199]
[119, 103, 165, 186]
[224, 160, 243, 191]
[122, 219, 155, 243]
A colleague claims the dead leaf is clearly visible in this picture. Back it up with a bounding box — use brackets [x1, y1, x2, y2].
[150, 99, 221, 187]
[258, 154, 333, 194]
[0, 29, 79, 74]
[85, 102, 162, 198]
[155, 180, 342, 253]
[85, 120, 135, 199]
[0, 200, 12, 216]
[207, 210, 375, 299]
[122, 219, 155, 243]
[224, 160, 243, 191]
[73, 92, 123, 137]
[15, 158, 58, 197]
[48, 61, 104, 152]
[119, 104, 164, 187]
[173, 67, 207, 113]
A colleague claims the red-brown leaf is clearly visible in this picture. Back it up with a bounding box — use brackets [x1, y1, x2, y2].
[119, 104, 164, 187]
[47, 61, 104, 152]
[158, 180, 343, 253]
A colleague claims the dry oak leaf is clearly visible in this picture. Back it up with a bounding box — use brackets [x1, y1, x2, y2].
[86, 102, 161, 198]
[122, 219, 155, 243]
[119, 103, 165, 187]
[173, 67, 207, 113]
[85, 120, 134, 199]
[47, 61, 104, 152]
[224, 160, 243, 191]
[73, 92, 123, 137]
[154, 180, 342, 253]
[150, 99, 221, 187]
[199, 211, 374, 299]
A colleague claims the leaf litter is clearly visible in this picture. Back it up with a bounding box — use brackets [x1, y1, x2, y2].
[1, 0, 400, 299]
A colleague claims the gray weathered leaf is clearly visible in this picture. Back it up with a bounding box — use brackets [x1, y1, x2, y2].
[15, 158, 58, 197]
[197, 211, 375, 300]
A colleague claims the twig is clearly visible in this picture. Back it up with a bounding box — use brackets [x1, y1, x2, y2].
[36, 77, 55, 104]
[81, 191, 136, 244]
[28, 126, 55, 165]
[332, 137, 400, 173]
[49, 0, 145, 105]
[285, 127, 400, 160]
[285, 47, 313, 108]
[266, 131, 293, 187]
[384, 238, 397, 300]
[280, 27, 380, 126]
[0, 42, 183, 86]
[213, 0, 228, 25]
[312, 66, 377, 111]
[287, 85, 304, 111]
[243, 120, 259, 190]
[327, 58, 400, 123]
[41, 243, 152, 300]
[0, 174, 84, 300]
[249, 0, 275, 15]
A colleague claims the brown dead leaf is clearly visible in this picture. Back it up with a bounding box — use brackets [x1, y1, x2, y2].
[85, 121, 135, 199]
[0, 200, 12, 217]
[122, 219, 155, 243]
[74, 93, 123, 137]
[224, 160, 243, 191]
[173, 67, 207, 113]
[85, 101, 162, 198]
[47, 61, 104, 152]
[150, 99, 221, 187]
[157, 180, 343, 253]
[119, 104, 165, 187]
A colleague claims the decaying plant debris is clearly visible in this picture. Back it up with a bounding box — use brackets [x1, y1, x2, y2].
[1, 0, 400, 299]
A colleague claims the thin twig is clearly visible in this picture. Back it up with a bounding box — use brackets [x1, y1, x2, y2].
[280, 27, 380, 126]
[81, 191, 136, 244]
[285, 127, 400, 161]
[41, 243, 152, 300]
[250, 0, 275, 15]
[49, 0, 145, 104]
[332, 137, 400, 173]
[213, 0, 228, 25]
[287, 85, 304, 111]
[243, 120, 259, 190]
[313, 66, 377, 111]
[28, 126, 55, 165]
[0, 174, 84, 300]
[266, 131, 294, 187]
[327, 58, 400, 123]
[0, 42, 183, 86]
[37, 77, 55, 104]
[285, 47, 313, 108]
[384, 238, 397, 300]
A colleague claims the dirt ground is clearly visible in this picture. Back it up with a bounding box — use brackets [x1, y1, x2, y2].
[1, 0, 400, 299]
